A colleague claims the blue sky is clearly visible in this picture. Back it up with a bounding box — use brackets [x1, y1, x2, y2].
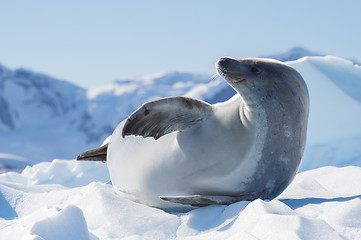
[0, 0, 360, 87]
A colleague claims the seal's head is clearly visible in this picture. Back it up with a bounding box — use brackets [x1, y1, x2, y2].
[216, 57, 308, 109]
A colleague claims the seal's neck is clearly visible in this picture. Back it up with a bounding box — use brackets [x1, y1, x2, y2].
[218, 94, 262, 130]
[234, 92, 265, 128]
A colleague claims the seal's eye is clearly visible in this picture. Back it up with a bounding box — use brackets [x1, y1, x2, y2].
[251, 67, 259, 73]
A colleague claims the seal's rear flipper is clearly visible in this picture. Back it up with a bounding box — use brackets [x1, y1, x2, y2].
[122, 97, 213, 140]
[160, 194, 256, 207]
[76, 143, 108, 162]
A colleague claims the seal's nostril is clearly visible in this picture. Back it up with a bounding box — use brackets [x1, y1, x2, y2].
[218, 57, 233, 67]
[221, 57, 231, 62]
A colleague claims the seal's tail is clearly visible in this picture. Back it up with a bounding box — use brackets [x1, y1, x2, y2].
[76, 143, 108, 162]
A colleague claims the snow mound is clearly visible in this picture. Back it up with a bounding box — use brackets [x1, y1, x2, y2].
[1, 160, 361, 239]
[30, 205, 90, 240]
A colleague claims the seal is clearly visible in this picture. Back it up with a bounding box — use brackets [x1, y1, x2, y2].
[77, 57, 309, 211]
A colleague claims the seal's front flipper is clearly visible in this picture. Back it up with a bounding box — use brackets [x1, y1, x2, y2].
[122, 97, 213, 140]
[160, 194, 256, 207]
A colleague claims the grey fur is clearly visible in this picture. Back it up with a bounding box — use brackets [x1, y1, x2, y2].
[77, 143, 108, 162]
[160, 193, 258, 207]
[122, 97, 213, 140]
[215, 57, 309, 200]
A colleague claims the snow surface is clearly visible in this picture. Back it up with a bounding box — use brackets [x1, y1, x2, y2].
[1, 160, 361, 239]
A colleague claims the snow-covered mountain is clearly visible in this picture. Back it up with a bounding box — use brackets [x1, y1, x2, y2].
[0, 65, 102, 167]
[261, 46, 325, 62]
[1, 48, 361, 173]
[263, 46, 361, 66]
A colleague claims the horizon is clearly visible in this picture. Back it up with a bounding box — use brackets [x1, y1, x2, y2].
[0, 1, 360, 87]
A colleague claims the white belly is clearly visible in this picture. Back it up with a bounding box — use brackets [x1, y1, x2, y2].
[107, 107, 263, 210]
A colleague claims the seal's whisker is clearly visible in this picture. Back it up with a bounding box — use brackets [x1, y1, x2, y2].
[210, 73, 219, 82]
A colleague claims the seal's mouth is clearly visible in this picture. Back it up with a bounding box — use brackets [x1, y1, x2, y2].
[216, 57, 248, 84]
[217, 68, 247, 84]
[226, 75, 247, 83]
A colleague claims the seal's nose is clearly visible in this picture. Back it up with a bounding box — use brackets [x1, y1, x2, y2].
[217, 57, 238, 69]
[218, 57, 232, 65]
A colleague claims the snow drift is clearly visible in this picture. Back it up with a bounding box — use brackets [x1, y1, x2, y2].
[1, 159, 361, 239]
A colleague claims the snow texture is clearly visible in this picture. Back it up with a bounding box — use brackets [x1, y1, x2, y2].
[1, 160, 361, 239]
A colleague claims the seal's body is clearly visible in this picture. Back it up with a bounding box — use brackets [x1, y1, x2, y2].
[78, 57, 309, 211]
